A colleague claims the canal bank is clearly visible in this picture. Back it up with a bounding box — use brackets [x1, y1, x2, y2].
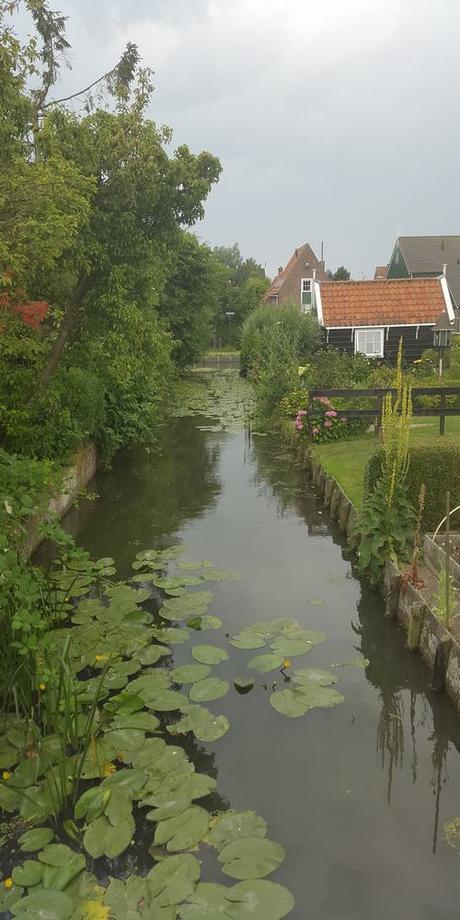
[62, 372, 460, 920]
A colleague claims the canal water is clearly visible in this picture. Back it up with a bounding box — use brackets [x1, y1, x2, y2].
[65, 375, 460, 920]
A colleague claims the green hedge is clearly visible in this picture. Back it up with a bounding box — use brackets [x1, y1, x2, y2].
[364, 441, 460, 532]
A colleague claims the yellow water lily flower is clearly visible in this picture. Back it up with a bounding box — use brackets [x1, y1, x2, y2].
[282, 659, 292, 669]
[3, 878, 13, 889]
[39, 682, 46, 691]
[95, 654, 107, 664]
[2, 771, 11, 781]
[103, 762, 116, 777]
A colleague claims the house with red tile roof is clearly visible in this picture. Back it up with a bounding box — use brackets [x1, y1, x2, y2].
[264, 243, 328, 308]
[313, 275, 455, 361]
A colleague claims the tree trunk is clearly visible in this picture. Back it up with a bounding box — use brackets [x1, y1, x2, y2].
[40, 274, 92, 385]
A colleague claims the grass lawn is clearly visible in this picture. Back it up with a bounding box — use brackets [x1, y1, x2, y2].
[313, 416, 460, 508]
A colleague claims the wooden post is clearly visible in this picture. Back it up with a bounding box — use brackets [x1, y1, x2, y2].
[307, 391, 313, 439]
[385, 569, 401, 619]
[445, 490, 451, 628]
[374, 394, 383, 436]
[440, 393, 446, 435]
[407, 603, 426, 651]
[431, 635, 451, 691]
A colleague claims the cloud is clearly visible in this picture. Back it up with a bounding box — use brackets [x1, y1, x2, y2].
[15, 0, 460, 276]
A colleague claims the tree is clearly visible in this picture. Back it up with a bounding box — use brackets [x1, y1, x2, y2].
[0, 2, 223, 462]
[158, 233, 220, 367]
[327, 266, 351, 281]
[212, 244, 268, 346]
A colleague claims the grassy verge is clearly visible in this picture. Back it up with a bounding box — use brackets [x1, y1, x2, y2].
[312, 416, 460, 508]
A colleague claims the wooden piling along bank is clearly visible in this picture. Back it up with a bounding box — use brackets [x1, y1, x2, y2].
[282, 426, 460, 714]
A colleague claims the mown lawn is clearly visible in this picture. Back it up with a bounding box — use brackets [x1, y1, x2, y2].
[313, 416, 460, 508]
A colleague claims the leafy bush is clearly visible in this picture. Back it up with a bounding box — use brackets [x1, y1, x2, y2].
[364, 441, 460, 533]
[240, 304, 320, 411]
[302, 348, 373, 389]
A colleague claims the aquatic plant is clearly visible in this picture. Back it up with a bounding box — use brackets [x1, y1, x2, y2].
[0, 539, 346, 918]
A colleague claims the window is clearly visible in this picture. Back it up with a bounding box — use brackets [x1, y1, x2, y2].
[301, 278, 312, 308]
[355, 328, 384, 357]
[268, 294, 279, 304]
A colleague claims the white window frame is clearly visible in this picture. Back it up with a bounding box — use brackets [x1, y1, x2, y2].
[354, 327, 385, 357]
[301, 278, 312, 311]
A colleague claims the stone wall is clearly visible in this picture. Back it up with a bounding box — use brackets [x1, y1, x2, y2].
[24, 443, 97, 558]
[282, 427, 460, 715]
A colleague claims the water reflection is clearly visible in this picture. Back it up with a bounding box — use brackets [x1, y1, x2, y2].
[62, 418, 222, 575]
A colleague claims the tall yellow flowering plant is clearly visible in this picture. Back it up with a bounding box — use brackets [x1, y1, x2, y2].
[357, 340, 416, 583]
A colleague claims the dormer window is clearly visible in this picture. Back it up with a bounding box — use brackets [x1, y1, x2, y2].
[301, 278, 312, 309]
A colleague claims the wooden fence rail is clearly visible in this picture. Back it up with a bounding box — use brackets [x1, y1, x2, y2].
[307, 386, 460, 436]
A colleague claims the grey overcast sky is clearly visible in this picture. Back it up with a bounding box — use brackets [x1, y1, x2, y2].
[20, 0, 460, 277]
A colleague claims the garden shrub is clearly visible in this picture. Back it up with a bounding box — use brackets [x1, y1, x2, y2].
[364, 441, 460, 533]
[240, 304, 320, 412]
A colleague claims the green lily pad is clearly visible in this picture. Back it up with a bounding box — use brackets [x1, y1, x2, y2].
[234, 678, 255, 693]
[247, 654, 285, 674]
[189, 678, 230, 702]
[83, 813, 135, 858]
[201, 570, 241, 582]
[11, 889, 75, 919]
[154, 805, 209, 852]
[133, 645, 171, 666]
[171, 665, 211, 685]
[291, 668, 338, 686]
[179, 882, 230, 918]
[161, 591, 214, 621]
[307, 597, 325, 606]
[176, 561, 214, 570]
[12, 860, 43, 888]
[191, 645, 229, 665]
[152, 627, 190, 645]
[187, 615, 222, 631]
[218, 837, 285, 880]
[108, 711, 160, 734]
[144, 773, 216, 808]
[37, 844, 86, 891]
[270, 683, 344, 718]
[18, 828, 55, 852]
[230, 630, 266, 650]
[104, 786, 133, 826]
[224, 879, 295, 920]
[146, 689, 190, 712]
[75, 785, 111, 821]
[269, 638, 314, 657]
[209, 811, 267, 851]
[169, 706, 230, 742]
[146, 795, 194, 822]
[147, 854, 200, 906]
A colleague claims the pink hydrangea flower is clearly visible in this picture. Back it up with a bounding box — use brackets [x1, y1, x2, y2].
[324, 420, 333, 428]
[319, 397, 331, 406]
[312, 427, 320, 435]
[325, 410, 337, 418]
[297, 410, 307, 417]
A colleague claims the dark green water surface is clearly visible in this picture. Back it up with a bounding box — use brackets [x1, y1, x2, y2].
[64, 391, 460, 920]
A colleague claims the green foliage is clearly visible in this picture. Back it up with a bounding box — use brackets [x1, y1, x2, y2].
[158, 232, 220, 366]
[355, 477, 416, 584]
[301, 348, 373, 389]
[241, 304, 320, 412]
[357, 348, 415, 582]
[0, 6, 223, 465]
[212, 244, 268, 348]
[364, 442, 460, 532]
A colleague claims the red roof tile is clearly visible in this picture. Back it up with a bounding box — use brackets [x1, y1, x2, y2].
[319, 277, 449, 327]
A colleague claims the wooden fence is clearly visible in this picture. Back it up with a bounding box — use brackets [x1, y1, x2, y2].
[307, 387, 460, 436]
